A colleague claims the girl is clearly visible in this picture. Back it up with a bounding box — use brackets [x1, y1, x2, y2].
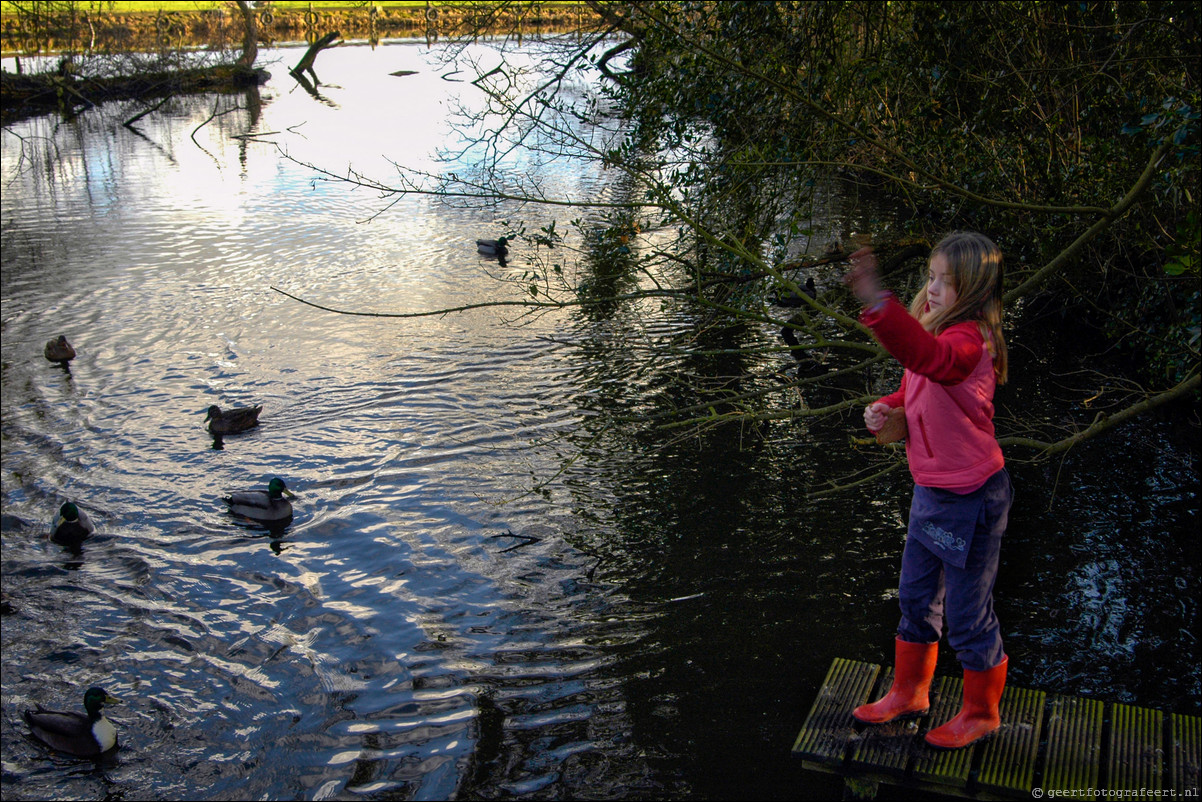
[844, 231, 1012, 749]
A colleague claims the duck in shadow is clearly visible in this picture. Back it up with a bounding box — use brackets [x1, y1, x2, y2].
[223, 477, 296, 528]
[775, 276, 817, 308]
[52, 501, 95, 551]
[205, 405, 262, 436]
[44, 335, 76, 363]
[23, 686, 120, 758]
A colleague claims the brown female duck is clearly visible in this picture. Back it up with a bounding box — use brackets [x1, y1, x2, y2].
[44, 335, 76, 362]
[204, 405, 263, 435]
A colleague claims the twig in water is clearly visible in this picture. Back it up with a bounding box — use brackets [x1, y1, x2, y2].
[490, 530, 541, 553]
[192, 102, 248, 145]
[123, 95, 173, 128]
[576, 545, 605, 580]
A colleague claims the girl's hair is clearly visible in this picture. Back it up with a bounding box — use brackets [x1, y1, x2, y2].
[908, 231, 1009, 384]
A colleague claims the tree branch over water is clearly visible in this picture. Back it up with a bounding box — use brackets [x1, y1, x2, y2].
[998, 372, 1200, 456]
[271, 1, 1198, 495]
[271, 283, 695, 319]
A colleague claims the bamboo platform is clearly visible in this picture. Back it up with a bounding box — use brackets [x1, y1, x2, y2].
[793, 658, 1201, 800]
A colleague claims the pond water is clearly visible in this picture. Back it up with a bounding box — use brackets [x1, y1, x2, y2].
[2, 39, 1198, 801]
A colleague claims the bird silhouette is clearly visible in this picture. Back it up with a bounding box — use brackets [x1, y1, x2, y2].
[44, 336, 76, 362]
[476, 237, 509, 257]
[775, 276, 817, 307]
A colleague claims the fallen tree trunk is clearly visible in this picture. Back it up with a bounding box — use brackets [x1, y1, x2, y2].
[1, 64, 268, 123]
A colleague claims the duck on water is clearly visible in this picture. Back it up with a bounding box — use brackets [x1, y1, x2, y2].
[52, 501, 95, 549]
[476, 237, 510, 257]
[204, 404, 263, 435]
[23, 687, 120, 757]
[44, 335, 76, 362]
[222, 477, 296, 523]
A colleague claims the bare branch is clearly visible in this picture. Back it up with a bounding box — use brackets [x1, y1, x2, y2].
[269, 284, 689, 318]
[123, 94, 173, 128]
[998, 372, 1200, 457]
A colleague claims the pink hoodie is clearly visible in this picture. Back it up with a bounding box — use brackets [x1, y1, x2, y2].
[862, 296, 1004, 493]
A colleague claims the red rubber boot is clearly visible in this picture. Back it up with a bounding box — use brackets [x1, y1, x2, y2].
[924, 656, 1008, 748]
[852, 637, 938, 724]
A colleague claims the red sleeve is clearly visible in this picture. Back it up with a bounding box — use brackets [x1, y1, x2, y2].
[860, 296, 983, 385]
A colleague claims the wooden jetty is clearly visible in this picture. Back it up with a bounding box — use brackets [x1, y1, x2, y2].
[793, 658, 1201, 800]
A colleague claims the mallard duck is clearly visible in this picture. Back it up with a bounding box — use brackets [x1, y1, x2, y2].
[476, 237, 509, 257]
[223, 477, 295, 522]
[53, 501, 96, 548]
[44, 335, 76, 362]
[205, 404, 262, 435]
[23, 687, 120, 757]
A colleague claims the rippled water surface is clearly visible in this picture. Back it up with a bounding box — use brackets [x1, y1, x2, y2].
[2, 40, 1198, 801]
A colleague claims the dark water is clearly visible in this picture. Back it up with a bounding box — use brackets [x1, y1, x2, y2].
[2, 40, 1198, 801]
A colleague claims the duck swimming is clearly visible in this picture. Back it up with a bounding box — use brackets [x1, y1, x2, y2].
[23, 686, 120, 757]
[53, 501, 96, 548]
[775, 276, 817, 308]
[205, 405, 263, 435]
[223, 477, 295, 522]
[476, 237, 509, 257]
[44, 335, 76, 362]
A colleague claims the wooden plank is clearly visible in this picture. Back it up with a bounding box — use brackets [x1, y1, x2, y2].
[975, 684, 1045, 796]
[792, 658, 1188, 802]
[848, 668, 927, 778]
[1042, 694, 1104, 792]
[1107, 702, 1163, 798]
[910, 675, 973, 790]
[1169, 713, 1200, 794]
[792, 658, 880, 767]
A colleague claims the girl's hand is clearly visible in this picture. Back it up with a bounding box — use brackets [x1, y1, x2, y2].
[864, 402, 891, 433]
[844, 247, 882, 306]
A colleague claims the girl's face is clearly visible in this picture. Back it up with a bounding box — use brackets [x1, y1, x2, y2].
[926, 254, 958, 312]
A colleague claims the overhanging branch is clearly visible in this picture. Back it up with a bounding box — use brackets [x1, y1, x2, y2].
[998, 371, 1199, 457]
[1004, 141, 1172, 303]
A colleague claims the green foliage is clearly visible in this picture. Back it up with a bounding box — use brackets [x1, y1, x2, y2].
[1164, 211, 1199, 277]
[600, 0, 1199, 383]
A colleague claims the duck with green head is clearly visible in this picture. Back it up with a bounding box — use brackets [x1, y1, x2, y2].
[53, 501, 96, 548]
[24, 686, 120, 757]
[476, 236, 509, 257]
[223, 477, 296, 522]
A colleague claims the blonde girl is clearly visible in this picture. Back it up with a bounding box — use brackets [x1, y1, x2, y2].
[845, 231, 1013, 749]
